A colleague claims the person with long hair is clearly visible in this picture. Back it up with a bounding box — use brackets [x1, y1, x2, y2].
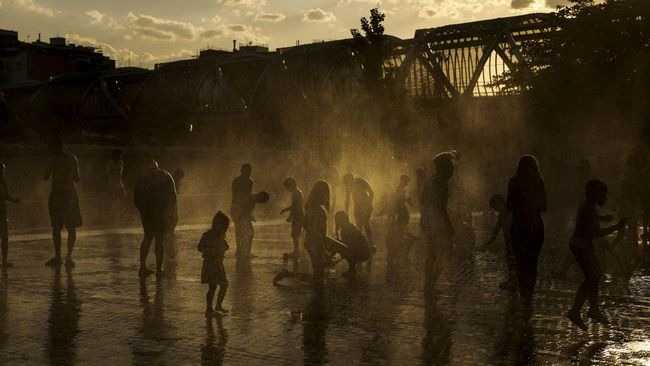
[506, 155, 547, 306]
[304, 180, 330, 288]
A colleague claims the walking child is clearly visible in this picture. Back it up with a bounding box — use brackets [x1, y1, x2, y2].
[484, 194, 516, 291]
[280, 178, 304, 259]
[198, 211, 230, 317]
[0, 163, 19, 268]
[566, 179, 626, 330]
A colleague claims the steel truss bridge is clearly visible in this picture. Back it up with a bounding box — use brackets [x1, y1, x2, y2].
[2, 13, 557, 139]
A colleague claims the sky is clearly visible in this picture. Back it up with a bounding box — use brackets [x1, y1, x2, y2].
[0, 0, 568, 68]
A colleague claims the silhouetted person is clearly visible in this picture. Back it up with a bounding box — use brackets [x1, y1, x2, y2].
[386, 175, 414, 282]
[421, 152, 455, 301]
[0, 163, 19, 268]
[484, 194, 516, 291]
[343, 174, 374, 243]
[566, 180, 626, 330]
[507, 155, 547, 306]
[198, 211, 230, 317]
[333, 211, 371, 279]
[44, 137, 82, 268]
[304, 180, 330, 289]
[231, 164, 255, 260]
[134, 159, 177, 278]
[280, 177, 304, 259]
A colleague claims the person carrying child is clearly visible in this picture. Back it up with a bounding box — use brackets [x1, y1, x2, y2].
[198, 211, 230, 317]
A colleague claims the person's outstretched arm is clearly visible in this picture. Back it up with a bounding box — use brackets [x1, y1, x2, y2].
[595, 219, 626, 239]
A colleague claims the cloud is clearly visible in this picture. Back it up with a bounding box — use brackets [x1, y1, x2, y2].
[133, 28, 174, 41]
[85, 10, 104, 24]
[65, 33, 195, 67]
[218, 0, 266, 8]
[511, 0, 534, 9]
[5, 0, 57, 17]
[200, 29, 224, 39]
[413, 0, 505, 20]
[126, 12, 198, 41]
[303, 8, 336, 23]
[255, 12, 286, 23]
[545, 0, 569, 8]
[418, 7, 436, 19]
[199, 24, 268, 43]
[337, 0, 384, 5]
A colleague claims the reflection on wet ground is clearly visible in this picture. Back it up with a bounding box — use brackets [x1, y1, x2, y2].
[0, 223, 647, 365]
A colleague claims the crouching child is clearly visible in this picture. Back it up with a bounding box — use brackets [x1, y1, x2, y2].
[333, 211, 372, 279]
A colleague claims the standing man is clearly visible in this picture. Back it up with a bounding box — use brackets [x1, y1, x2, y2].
[134, 158, 177, 278]
[231, 164, 255, 260]
[45, 137, 82, 268]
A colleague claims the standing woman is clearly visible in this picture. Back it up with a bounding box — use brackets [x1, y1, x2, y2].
[304, 181, 330, 289]
[507, 155, 547, 306]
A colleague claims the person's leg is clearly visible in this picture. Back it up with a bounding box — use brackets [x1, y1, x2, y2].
[154, 231, 165, 274]
[216, 282, 228, 311]
[292, 236, 300, 257]
[505, 241, 518, 288]
[521, 251, 539, 305]
[51, 225, 63, 264]
[567, 246, 589, 330]
[246, 220, 254, 257]
[206, 283, 216, 314]
[365, 220, 373, 244]
[139, 232, 153, 275]
[234, 220, 243, 258]
[570, 249, 589, 313]
[308, 246, 324, 288]
[66, 227, 76, 259]
[583, 250, 605, 321]
[347, 259, 357, 278]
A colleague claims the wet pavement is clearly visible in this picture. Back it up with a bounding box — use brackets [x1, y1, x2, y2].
[0, 222, 648, 365]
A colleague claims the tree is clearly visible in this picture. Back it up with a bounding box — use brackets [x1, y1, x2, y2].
[502, 0, 650, 144]
[351, 8, 387, 88]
